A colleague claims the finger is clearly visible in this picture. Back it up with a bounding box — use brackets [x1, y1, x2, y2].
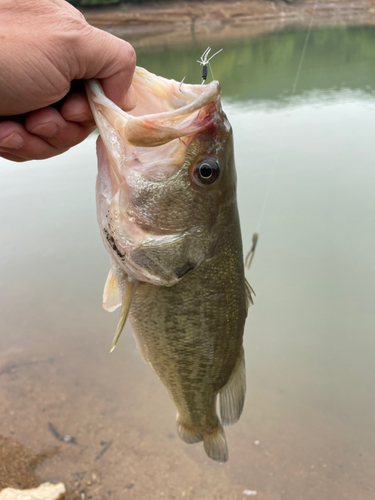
[74, 26, 137, 111]
[25, 107, 96, 150]
[60, 92, 95, 126]
[0, 121, 63, 160]
[0, 151, 28, 163]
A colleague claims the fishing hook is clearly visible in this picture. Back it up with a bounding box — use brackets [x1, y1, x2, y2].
[179, 76, 186, 93]
[197, 47, 223, 84]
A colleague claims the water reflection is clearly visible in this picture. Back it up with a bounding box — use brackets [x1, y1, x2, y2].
[1, 25, 375, 499]
[137, 26, 375, 103]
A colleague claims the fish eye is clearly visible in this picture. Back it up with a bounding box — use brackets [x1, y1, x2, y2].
[193, 158, 220, 186]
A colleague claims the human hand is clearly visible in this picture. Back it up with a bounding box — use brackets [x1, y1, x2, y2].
[0, 0, 136, 162]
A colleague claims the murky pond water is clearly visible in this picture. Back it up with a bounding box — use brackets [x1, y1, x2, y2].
[1, 25, 375, 499]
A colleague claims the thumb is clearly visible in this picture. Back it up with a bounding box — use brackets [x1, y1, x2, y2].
[76, 26, 137, 111]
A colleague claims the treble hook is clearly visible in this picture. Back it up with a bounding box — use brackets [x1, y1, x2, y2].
[196, 47, 223, 84]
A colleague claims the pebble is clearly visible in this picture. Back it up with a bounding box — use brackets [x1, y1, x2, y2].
[0, 483, 66, 500]
[243, 490, 257, 496]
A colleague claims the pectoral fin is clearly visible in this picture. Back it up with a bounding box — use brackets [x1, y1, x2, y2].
[103, 269, 121, 312]
[219, 348, 246, 426]
[110, 279, 139, 353]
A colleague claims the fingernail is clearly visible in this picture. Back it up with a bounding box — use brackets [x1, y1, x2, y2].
[0, 132, 24, 150]
[29, 122, 59, 138]
[123, 85, 137, 111]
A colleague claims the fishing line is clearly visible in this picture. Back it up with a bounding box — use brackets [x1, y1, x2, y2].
[209, 62, 215, 82]
[292, 0, 319, 95]
[252, 0, 319, 237]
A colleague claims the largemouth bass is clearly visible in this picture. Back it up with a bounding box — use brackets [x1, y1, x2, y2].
[86, 67, 253, 463]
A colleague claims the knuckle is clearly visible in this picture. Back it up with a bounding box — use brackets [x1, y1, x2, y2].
[102, 34, 136, 70]
[46, 10, 89, 48]
[122, 42, 137, 69]
[59, 10, 89, 35]
[39, 13, 91, 80]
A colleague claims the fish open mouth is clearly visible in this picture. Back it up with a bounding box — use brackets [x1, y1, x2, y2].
[86, 67, 221, 148]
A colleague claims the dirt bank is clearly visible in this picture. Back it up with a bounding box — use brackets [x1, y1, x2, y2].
[81, 0, 375, 47]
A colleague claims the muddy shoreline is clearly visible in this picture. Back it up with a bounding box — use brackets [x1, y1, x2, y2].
[81, 0, 375, 47]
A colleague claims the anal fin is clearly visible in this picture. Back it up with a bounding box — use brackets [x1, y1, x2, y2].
[219, 348, 246, 426]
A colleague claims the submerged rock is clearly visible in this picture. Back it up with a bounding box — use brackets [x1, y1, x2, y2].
[0, 482, 65, 500]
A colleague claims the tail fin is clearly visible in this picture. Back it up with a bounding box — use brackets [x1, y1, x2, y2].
[203, 424, 228, 463]
[176, 415, 228, 463]
[177, 418, 203, 444]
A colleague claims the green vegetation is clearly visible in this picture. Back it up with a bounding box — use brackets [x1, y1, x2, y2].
[135, 26, 375, 104]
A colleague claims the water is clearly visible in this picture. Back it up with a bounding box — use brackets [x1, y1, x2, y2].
[1, 26, 375, 499]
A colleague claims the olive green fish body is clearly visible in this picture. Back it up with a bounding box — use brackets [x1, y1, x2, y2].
[130, 206, 246, 460]
[86, 67, 250, 462]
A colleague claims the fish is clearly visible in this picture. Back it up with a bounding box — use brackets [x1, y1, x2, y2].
[85, 67, 254, 463]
